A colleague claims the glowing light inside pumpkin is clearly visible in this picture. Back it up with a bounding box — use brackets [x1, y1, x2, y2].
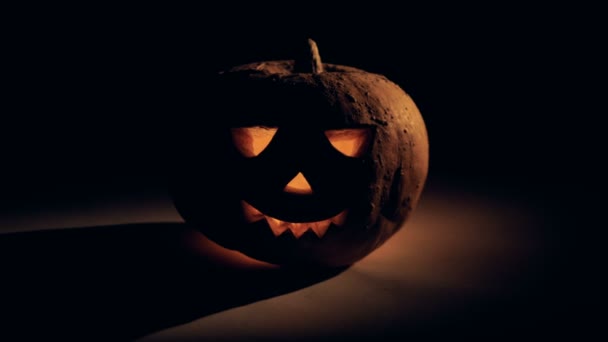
[324, 128, 371, 157]
[231, 127, 371, 158]
[241, 200, 348, 238]
[283, 172, 313, 194]
[230, 126, 369, 239]
[231, 126, 278, 157]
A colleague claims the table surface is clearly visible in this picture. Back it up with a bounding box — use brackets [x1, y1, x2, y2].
[0, 184, 561, 341]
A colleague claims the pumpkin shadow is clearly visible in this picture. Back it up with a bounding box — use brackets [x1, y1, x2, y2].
[0, 223, 346, 341]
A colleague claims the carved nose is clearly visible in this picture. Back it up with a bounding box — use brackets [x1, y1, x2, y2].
[283, 172, 313, 194]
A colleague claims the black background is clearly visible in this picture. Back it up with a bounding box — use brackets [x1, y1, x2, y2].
[2, 4, 592, 208]
[1, 4, 598, 340]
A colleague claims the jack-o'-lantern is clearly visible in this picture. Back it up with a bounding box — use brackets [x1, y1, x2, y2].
[173, 39, 428, 267]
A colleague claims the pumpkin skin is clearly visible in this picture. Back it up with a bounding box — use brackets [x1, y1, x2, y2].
[173, 42, 428, 267]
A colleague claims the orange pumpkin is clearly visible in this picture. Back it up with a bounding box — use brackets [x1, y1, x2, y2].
[173, 39, 428, 266]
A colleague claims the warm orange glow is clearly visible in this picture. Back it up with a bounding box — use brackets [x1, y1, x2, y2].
[283, 172, 313, 194]
[241, 199, 265, 222]
[324, 128, 371, 157]
[231, 126, 278, 157]
[241, 200, 347, 238]
[181, 228, 278, 270]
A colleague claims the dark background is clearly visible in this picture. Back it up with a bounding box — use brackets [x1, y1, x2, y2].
[3, 5, 592, 209]
[1, 4, 598, 340]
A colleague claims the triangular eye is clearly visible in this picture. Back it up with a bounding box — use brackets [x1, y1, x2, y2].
[324, 128, 372, 157]
[231, 126, 278, 157]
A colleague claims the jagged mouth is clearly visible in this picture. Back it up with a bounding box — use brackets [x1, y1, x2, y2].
[241, 200, 348, 238]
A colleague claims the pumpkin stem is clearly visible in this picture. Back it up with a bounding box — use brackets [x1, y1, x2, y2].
[295, 38, 324, 74]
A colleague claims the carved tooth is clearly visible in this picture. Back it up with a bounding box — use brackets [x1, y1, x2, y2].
[290, 223, 310, 239]
[311, 220, 331, 238]
[330, 210, 348, 226]
[241, 201, 265, 222]
[265, 217, 288, 236]
[256, 207, 348, 238]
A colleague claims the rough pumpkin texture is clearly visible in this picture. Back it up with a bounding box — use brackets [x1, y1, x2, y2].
[173, 55, 428, 267]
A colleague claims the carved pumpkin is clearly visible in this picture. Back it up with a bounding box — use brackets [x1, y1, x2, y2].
[173, 39, 428, 267]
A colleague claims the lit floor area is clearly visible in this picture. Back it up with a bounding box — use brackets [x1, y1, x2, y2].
[0, 183, 562, 340]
